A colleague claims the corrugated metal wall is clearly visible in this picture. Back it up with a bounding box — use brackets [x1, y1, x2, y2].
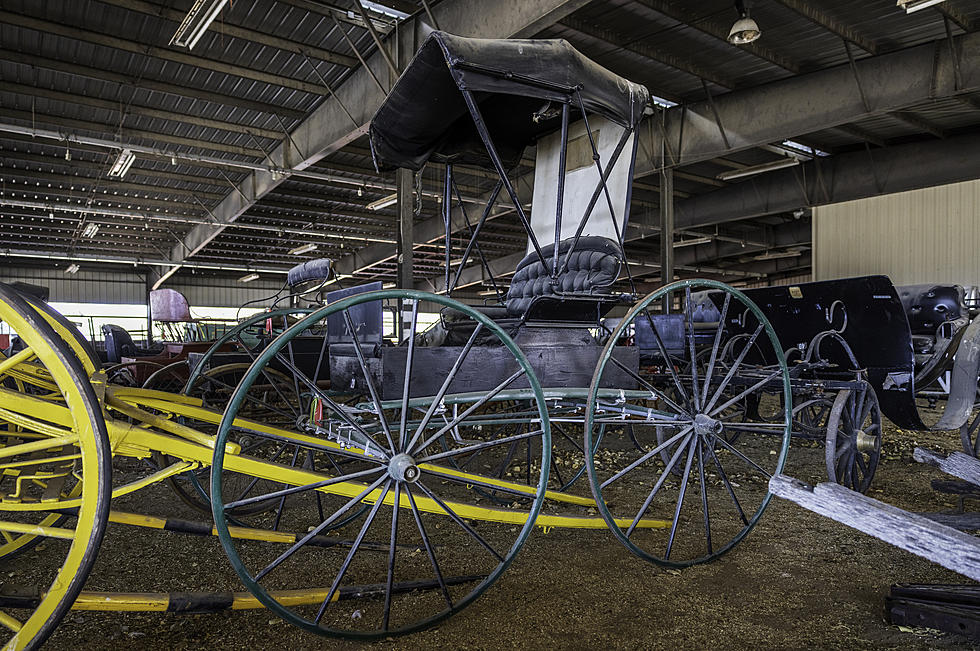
[0, 267, 145, 303]
[813, 178, 980, 286]
[743, 273, 813, 289]
[0, 266, 286, 307]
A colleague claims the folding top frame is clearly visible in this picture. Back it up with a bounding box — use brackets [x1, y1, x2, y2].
[368, 31, 651, 300]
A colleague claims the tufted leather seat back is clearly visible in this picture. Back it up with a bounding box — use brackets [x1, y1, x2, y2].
[504, 236, 622, 316]
[897, 284, 965, 335]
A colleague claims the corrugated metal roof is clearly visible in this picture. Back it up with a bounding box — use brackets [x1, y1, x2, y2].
[0, 0, 977, 291]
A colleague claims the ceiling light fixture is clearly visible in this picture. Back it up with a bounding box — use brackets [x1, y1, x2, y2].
[170, 0, 230, 50]
[752, 250, 803, 261]
[65, 263, 79, 274]
[897, 0, 946, 13]
[238, 272, 259, 283]
[81, 223, 100, 238]
[728, 0, 761, 45]
[673, 236, 713, 248]
[289, 243, 318, 255]
[108, 149, 136, 178]
[717, 157, 799, 181]
[367, 193, 398, 211]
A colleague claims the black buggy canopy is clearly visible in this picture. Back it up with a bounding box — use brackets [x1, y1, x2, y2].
[369, 31, 650, 172]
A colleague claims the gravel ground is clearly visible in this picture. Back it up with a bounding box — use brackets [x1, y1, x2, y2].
[15, 418, 980, 650]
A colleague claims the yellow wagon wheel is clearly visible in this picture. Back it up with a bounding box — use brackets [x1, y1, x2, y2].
[0, 284, 111, 650]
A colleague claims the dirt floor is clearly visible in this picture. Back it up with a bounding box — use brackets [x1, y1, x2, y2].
[18, 419, 980, 650]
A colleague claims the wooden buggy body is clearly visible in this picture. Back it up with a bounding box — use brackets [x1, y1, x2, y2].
[0, 31, 808, 649]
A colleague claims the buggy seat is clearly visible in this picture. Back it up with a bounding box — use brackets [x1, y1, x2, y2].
[436, 236, 624, 344]
[504, 236, 622, 320]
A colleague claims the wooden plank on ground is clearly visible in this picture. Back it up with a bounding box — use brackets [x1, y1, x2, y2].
[914, 448, 980, 486]
[769, 474, 980, 582]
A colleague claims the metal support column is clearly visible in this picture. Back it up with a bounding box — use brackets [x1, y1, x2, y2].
[659, 166, 674, 312]
[144, 271, 154, 346]
[396, 167, 414, 340]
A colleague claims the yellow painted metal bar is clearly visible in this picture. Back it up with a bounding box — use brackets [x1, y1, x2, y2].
[105, 396, 229, 452]
[0, 462, 194, 512]
[122, 397, 598, 508]
[0, 454, 80, 471]
[107, 510, 306, 544]
[0, 388, 74, 430]
[0, 377, 664, 530]
[0, 348, 35, 377]
[418, 464, 595, 507]
[107, 386, 202, 407]
[0, 521, 74, 540]
[0, 611, 22, 633]
[0, 435, 76, 461]
[35, 587, 347, 612]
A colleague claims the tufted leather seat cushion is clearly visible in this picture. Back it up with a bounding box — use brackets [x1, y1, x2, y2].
[504, 236, 622, 317]
[897, 284, 965, 335]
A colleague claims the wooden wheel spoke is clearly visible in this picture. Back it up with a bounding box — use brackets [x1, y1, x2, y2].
[416, 481, 504, 563]
[713, 435, 772, 479]
[601, 425, 693, 489]
[664, 436, 697, 560]
[696, 438, 712, 555]
[254, 474, 388, 581]
[314, 480, 393, 624]
[224, 465, 385, 511]
[704, 324, 764, 413]
[704, 442, 749, 526]
[416, 429, 544, 465]
[700, 293, 731, 407]
[343, 309, 397, 453]
[412, 368, 527, 456]
[684, 286, 701, 411]
[626, 432, 694, 537]
[404, 485, 453, 610]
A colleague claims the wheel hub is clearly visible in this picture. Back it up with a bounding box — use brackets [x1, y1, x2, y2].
[694, 413, 724, 438]
[388, 453, 420, 483]
[856, 429, 878, 453]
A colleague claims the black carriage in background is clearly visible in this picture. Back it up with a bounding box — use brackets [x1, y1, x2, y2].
[687, 275, 980, 493]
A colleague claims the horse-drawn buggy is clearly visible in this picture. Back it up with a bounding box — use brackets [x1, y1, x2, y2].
[2, 30, 978, 649]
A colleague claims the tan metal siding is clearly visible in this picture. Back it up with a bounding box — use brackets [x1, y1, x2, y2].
[813, 179, 980, 287]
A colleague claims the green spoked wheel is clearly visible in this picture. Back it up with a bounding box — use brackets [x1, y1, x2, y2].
[212, 290, 551, 638]
[586, 279, 792, 567]
[152, 309, 314, 517]
[0, 283, 111, 650]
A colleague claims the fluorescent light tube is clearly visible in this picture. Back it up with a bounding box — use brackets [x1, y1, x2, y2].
[238, 272, 259, 283]
[82, 223, 101, 238]
[367, 193, 398, 211]
[171, 0, 230, 50]
[897, 0, 945, 13]
[65, 263, 79, 274]
[289, 243, 318, 255]
[674, 236, 713, 248]
[108, 149, 136, 178]
[717, 158, 800, 181]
